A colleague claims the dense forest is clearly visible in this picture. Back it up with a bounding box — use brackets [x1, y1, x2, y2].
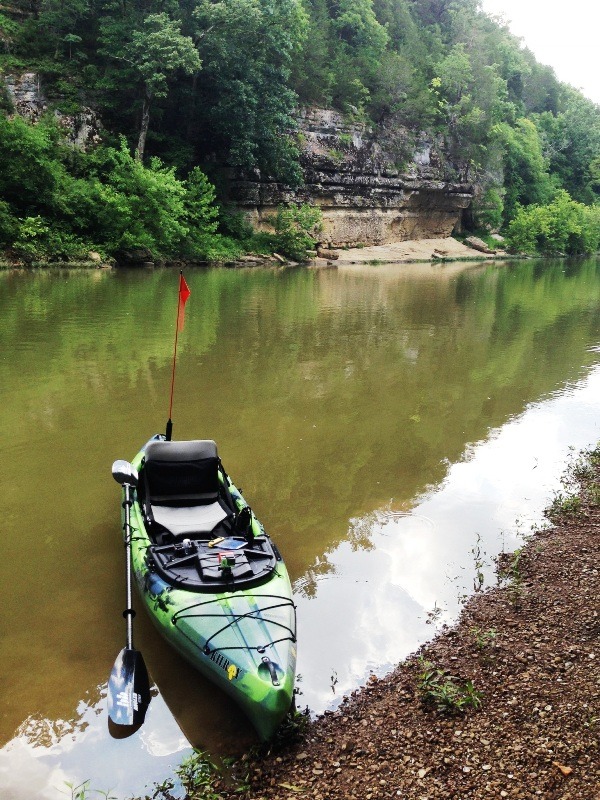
[0, 0, 599, 261]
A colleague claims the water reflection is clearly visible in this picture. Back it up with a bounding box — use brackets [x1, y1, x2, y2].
[1, 687, 190, 800]
[0, 259, 599, 797]
[295, 365, 600, 709]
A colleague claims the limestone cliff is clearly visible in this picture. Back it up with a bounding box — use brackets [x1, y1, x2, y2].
[230, 108, 474, 247]
[2, 74, 474, 247]
[4, 72, 102, 149]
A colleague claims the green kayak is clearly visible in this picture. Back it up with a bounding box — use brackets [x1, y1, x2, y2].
[116, 434, 297, 741]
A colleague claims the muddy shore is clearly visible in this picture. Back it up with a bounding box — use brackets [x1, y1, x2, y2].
[224, 448, 600, 800]
[319, 237, 499, 265]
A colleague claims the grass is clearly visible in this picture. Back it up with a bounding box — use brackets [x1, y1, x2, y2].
[175, 751, 223, 800]
[471, 626, 497, 650]
[327, 148, 345, 165]
[507, 548, 523, 609]
[544, 445, 600, 520]
[471, 533, 488, 592]
[546, 491, 582, 519]
[147, 708, 311, 799]
[62, 781, 117, 800]
[417, 658, 483, 715]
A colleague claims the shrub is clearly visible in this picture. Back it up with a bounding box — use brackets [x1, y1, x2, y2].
[506, 191, 600, 255]
[13, 216, 89, 261]
[271, 203, 323, 261]
[417, 659, 483, 714]
[473, 187, 504, 230]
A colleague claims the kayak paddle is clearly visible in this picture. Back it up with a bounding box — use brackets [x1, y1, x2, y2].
[108, 460, 151, 728]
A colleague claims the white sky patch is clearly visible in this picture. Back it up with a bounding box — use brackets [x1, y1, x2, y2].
[479, 0, 600, 105]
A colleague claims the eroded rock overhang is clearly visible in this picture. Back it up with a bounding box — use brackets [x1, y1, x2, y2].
[229, 108, 475, 247]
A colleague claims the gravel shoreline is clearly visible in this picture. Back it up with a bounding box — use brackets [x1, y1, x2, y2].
[322, 237, 500, 265]
[230, 448, 600, 800]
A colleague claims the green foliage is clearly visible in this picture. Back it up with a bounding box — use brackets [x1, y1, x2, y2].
[495, 118, 555, 223]
[0, 12, 21, 53]
[546, 491, 582, 519]
[242, 203, 323, 261]
[122, 12, 201, 159]
[13, 216, 89, 261]
[126, 14, 200, 103]
[175, 750, 221, 800]
[0, 0, 599, 253]
[506, 191, 600, 255]
[544, 445, 600, 517]
[0, 200, 18, 247]
[0, 113, 234, 261]
[182, 166, 219, 254]
[70, 140, 190, 255]
[417, 659, 483, 714]
[271, 203, 323, 261]
[0, 114, 65, 215]
[191, 0, 308, 183]
[470, 626, 497, 650]
[588, 156, 600, 198]
[497, 547, 524, 609]
[62, 779, 117, 800]
[473, 187, 504, 231]
[535, 90, 600, 203]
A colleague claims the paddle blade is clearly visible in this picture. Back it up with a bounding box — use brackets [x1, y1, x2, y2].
[108, 647, 151, 727]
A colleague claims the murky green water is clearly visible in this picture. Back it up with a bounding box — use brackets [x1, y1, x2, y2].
[1, 259, 599, 798]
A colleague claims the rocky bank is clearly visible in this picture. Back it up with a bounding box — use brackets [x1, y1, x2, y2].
[3, 75, 480, 252]
[230, 108, 476, 248]
[218, 448, 600, 800]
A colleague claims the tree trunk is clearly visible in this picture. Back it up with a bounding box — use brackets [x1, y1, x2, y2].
[186, 70, 200, 141]
[136, 90, 152, 162]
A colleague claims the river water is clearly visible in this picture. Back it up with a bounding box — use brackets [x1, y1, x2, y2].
[1, 259, 599, 798]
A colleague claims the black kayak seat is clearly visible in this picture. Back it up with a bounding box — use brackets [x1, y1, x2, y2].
[143, 439, 229, 536]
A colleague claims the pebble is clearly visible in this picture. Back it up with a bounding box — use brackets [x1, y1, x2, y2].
[237, 482, 600, 800]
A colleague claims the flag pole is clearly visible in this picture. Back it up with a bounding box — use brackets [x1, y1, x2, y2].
[166, 270, 191, 441]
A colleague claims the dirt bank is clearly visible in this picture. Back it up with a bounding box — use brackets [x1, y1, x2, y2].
[229, 449, 600, 800]
[315, 237, 501, 265]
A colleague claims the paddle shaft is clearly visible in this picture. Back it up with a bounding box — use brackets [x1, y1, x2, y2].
[123, 482, 136, 648]
[108, 459, 150, 729]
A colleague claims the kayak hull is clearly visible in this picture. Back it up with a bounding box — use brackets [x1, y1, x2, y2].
[121, 436, 297, 740]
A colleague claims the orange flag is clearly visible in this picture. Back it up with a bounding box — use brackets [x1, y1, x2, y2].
[177, 273, 191, 331]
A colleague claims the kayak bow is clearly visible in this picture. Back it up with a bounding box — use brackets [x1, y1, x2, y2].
[113, 435, 297, 740]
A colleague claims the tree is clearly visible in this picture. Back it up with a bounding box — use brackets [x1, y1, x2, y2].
[495, 118, 555, 223]
[191, 0, 307, 183]
[291, 0, 335, 107]
[506, 190, 600, 255]
[0, 115, 65, 216]
[181, 166, 220, 256]
[535, 88, 600, 203]
[38, 0, 90, 59]
[328, 0, 388, 112]
[122, 12, 201, 161]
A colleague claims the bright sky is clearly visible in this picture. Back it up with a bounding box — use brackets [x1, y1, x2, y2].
[479, 0, 600, 106]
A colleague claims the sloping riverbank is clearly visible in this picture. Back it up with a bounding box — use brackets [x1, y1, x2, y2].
[228, 447, 600, 800]
[315, 237, 500, 265]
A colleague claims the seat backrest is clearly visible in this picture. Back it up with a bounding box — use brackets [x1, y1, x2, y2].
[143, 439, 220, 505]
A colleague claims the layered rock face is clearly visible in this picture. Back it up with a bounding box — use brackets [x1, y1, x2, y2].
[230, 108, 474, 246]
[5, 72, 102, 149]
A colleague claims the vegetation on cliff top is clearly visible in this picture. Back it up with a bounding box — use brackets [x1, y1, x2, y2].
[0, 0, 599, 261]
